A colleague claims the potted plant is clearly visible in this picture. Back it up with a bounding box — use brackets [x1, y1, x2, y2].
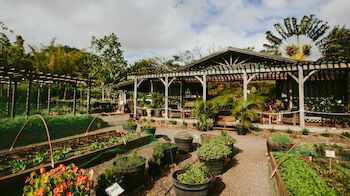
[232, 97, 263, 135]
[193, 100, 217, 131]
[196, 139, 232, 175]
[113, 151, 145, 190]
[150, 92, 164, 117]
[172, 163, 212, 196]
[146, 104, 152, 117]
[122, 119, 137, 132]
[149, 142, 178, 176]
[23, 164, 93, 196]
[95, 165, 123, 196]
[174, 131, 193, 153]
[215, 131, 237, 150]
[141, 124, 157, 135]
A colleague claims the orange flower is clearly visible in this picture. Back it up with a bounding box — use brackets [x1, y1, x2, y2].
[87, 181, 92, 187]
[67, 180, 73, 185]
[85, 187, 90, 191]
[40, 167, 46, 174]
[53, 188, 60, 194]
[35, 188, 44, 196]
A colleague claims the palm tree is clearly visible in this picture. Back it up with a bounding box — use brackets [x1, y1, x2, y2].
[263, 15, 329, 61]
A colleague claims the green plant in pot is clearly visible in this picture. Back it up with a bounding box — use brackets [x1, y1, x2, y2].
[150, 92, 164, 117]
[172, 163, 212, 196]
[141, 123, 156, 136]
[122, 119, 137, 132]
[231, 96, 264, 135]
[113, 151, 146, 190]
[149, 142, 178, 176]
[196, 139, 232, 175]
[192, 100, 217, 131]
[174, 131, 193, 153]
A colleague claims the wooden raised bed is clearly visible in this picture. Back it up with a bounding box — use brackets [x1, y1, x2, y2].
[267, 140, 289, 196]
[0, 129, 151, 194]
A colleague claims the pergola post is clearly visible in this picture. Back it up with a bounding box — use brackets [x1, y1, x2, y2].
[180, 79, 183, 109]
[298, 69, 305, 128]
[288, 78, 293, 110]
[73, 83, 77, 115]
[11, 81, 17, 118]
[133, 78, 137, 118]
[7, 79, 11, 117]
[203, 74, 207, 101]
[37, 84, 41, 112]
[164, 76, 169, 119]
[150, 80, 154, 93]
[243, 71, 256, 101]
[288, 69, 317, 128]
[26, 80, 32, 117]
[47, 84, 51, 114]
[87, 83, 91, 114]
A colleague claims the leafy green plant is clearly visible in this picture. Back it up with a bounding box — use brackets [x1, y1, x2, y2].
[192, 100, 217, 131]
[182, 121, 188, 127]
[273, 152, 336, 196]
[231, 96, 264, 129]
[32, 151, 48, 165]
[301, 128, 310, 135]
[286, 129, 293, 134]
[53, 147, 72, 161]
[95, 165, 123, 196]
[88, 142, 106, 151]
[271, 133, 291, 145]
[306, 97, 344, 113]
[150, 142, 177, 165]
[169, 120, 177, 125]
[196, 139, 232, 160]
[9, 159, 28, 173]
[177, 163, 210, 184]
[113, 151, 145, 169]
[214, 131, 237, 146]
[341, 131, 350, 138]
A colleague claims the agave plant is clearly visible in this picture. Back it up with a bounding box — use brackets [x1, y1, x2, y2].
[263, 15, 329, 61]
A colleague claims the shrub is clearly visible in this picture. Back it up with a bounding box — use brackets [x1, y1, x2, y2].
[286, 129, 293, 134]
[126, 119, 137, 127]
[196, 139, 232, 160]
[23, 164, 93, 196]
[95, 166, 123, 196]
[174, 131, 193, 140]
[169, 120, 177, 125]
[271, 133, 291, 145]
[214, 131, 236, 145]
[301, 128, 310, 135]
[177, 163, 210, 184]
[193, 100, 217, 131]
[141, 125, 156, 130]
[182, 121, 188, 127]
[150, 142, 177, 165]
[113, 151, 145, 169]
[273, 152, 336, 196]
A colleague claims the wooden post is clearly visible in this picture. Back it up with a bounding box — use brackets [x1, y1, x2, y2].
[80, 88, 83, 108]
[26, 80, 32, 117]
[165, 76, 169, 119]
[288, 78, 293, 110]
[203, 74, 207, 101]
[11, 81, 17, 118]
[298, 69, 305, 128]
[37, 84, 41, 112]
[87, 83, 91, 114]
[180, 80, 183, 109]
[7, 79, 11, 117]
[73, 83, 77, 115]
[47, 85, 51, 115]
[243, 71, 256, 101]
[133, 79, 137, 118]
[150, 80, 154, 93]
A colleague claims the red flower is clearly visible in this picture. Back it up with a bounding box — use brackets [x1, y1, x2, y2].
[53, 188, 60, 194]
[85, 187, 90, 191]
[87, 181, 92, 187]
[67, 181, 73, 186]
[65, 192, 72, 196]
[40, 167, 46, 174]
[61, 183, 67, 191]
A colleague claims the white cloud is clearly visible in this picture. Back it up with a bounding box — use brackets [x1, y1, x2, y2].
[0, 0, 348, 63]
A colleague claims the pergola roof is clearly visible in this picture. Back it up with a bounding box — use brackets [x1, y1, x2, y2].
[0, 66, 93, 85]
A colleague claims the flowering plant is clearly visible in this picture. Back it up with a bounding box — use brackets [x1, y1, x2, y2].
[23, 164, 92, 196]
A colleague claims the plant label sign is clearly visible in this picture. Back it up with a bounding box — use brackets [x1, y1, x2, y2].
[325, 150, 335, 158]
[105, 182, 124, 196]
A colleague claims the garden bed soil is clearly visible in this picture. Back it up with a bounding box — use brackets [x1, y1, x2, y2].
[0, 129, 151, 194]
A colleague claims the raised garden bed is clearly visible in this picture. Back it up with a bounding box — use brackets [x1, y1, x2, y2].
[0, 129, 151, 194]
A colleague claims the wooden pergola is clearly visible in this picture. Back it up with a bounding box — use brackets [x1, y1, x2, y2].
[0, 66, 94, 118]
[128, 47, 350, 128]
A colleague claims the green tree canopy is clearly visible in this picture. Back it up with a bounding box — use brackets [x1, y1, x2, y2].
[320, 26, 350, 62]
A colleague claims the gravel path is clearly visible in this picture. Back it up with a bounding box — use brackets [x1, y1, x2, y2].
[156, 127, 275, 196]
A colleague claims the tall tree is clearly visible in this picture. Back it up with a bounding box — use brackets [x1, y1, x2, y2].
[88, 33, 127, 86]
[263, 15, 329, 61]
[320, 26, 350, 62]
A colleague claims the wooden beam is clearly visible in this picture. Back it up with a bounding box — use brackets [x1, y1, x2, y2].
[73, 83, 77, 115]
[133, 79, 137, 118]
[7, 79, 11, 117]
[47, 84, 51, 115]
[11, 81, 17, 118]
[26, 80, 32, 117]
